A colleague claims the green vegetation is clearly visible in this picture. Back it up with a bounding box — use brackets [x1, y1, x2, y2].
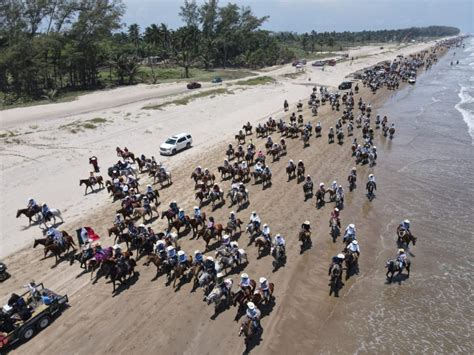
[0, 0, 459, 107]
[59, 118, 108, 133]
[235, 76, 276, 86]
[143, 88, 232, 110]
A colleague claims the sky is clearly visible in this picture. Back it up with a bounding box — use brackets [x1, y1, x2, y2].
[122, 0, 473, 34]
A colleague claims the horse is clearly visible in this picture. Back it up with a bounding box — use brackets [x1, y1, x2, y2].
[34, 232, 76, 262]
[271, 245, 286, 269]
[235, 131, 246, 144]
[161, 209, 176, 226]
[206, 279, 233, 309]
[79, 176, 104, 194]
[328, 131, 335, 144]
[297, 166, 305, 182]
[261, 171, 272, 189]
[303, 182, 313, 201]
[329, 218, 340, 243]
[348, 174, 356, 191]
[227, 190, 248, 209]
[233, 279, 257, 308]
[169, 216, 191, 234]
[144, 254, 171, 279]
[38, 208, 64, 226]
[315, 189, 325, 209]
[196, 224, 223, 249]
[397, 229, 417, 247]
[208, 189, 225, 209]
[389, 127, 395, 139]
[171, 256, 193, 288]
[298, 230, 311, 251]
[107, 225, 124, 238]
[189, 212, 207, 236]
[385, 258, 411, 282]
[16, 206, 42, 225]
[255, 237, 271, 256]
[218, 166, 233, 180]
[337, 131, 344, 145]
[105, 257, 137, 292]
[224, 219, 243, 238]
[344, 251, 359, 279]
[246, 223, 261, 244]
[286, 165, 296, 180]
[366, 181, 376, 201]
[190, 171, 203, 187]
[154, 171, 172, 188]
[251, 283, 275, 306]
[329, 263, 342, 296]
[242, 123, 253, 135]
[315, 125, 322, 137]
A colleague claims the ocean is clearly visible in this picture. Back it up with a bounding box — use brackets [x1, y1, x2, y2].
[310, 39, 474, 354]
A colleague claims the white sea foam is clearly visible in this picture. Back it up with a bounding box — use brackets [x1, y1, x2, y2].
[455, 85, 474, 144]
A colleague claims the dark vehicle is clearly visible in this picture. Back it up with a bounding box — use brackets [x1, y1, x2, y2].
[211, 77, 222, 83]
[0, 283, 69, 350]
[292, 59, 306, 66]
[187, 82, 202, 89]
[338, 81, 353, 90]
[326, 59, 337, 66]
[312, 60, 326, 67]
[0, 263, 9, 282]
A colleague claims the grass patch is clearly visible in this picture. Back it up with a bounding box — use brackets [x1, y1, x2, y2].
[282, 72, 306, 79]
[235, 76, 276, 86]
[143, 88, 233, 110]
[59, 117, 107, 133]
[87, 117, 107, 124]
[82, 123, 97, 129]
[0, 90, 88, 111]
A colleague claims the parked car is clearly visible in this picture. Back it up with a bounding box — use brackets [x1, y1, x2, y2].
[408, 77, 416, 84]
[187, 82, 201, 89]
[338, 81, 353, 90]
[326, 59, 337, 66]
[211, 77, 222, 83]
[160, 133, 193, 155]
[312, 60, 326, 67]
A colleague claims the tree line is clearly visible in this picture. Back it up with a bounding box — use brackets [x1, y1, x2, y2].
[0, 0, 460, 104]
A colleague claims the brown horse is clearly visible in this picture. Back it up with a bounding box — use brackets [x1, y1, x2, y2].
[161, 209, 176, 226]
[232, 279, 257, 307]
[171, 256, 193, 288]
[132, 204, 159, 221]
[397, 229, 417, 247]
[105, 257, 137, 292]
[251, 283, 275, 306]
[189, 212, 207, 236]
[108, 225, 124, 238]
[242, 123, 252, 135]
[79, 176, 104, 194]
[348, 174, 356, 191]
[34, 232, 76, 262]
[224, 219, 243, 238]
[298, 230, 311, 250]
[16, 206, 42, 225]
[197, 224, 223, 249]
[169, 216, 191, 234]
[315, 189, 325, 208]
[286, 165, 296, 180]
[255, 237, 271, 256]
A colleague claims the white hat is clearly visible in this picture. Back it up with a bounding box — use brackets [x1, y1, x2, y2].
[113, 244, 121, 250]
[334, 208, 339, 212]
[222, 234, 230, 241]
[179, 208, 184, 212]
[399, 248, 405, 253]
[230, 241, 239, 247]
[349, 224, 355, 228]
[299, 160, 302, 163]
[338, 185, 342, 188]
[230, 211, 235, 215]
[198, 166, 201, 169]
[247, 302, 255, 310]
[241, 273, 249, 279]
[194, 250, 201, 255]
[177, 250, 185, 256]
[369, 174, 374, 178]
[139, 223, 145, 228]
[123, 185, 129, 191]
[252, 211, 256, 215]
[275, 234, 281, 238]
[319, 183, 324, 187]
[404, 219, 410, 224]
[303, 221, 310, 225]
[217, 272, 224, 278]
[194, 206, 199, 210]
[128, 175, 133, 179]
[259, 277, 267, 284]
[147, 184, 151, 188]
[206, 256, 214, 261]
[352, 240, 358, 245]
[166, 246, 175, 251]
[263, 223, 268, 227]
[337, 253, 345, 259]
[172, 200, 177, 204]
[289, 159, 293, 163]
[332, 180, 337, 185]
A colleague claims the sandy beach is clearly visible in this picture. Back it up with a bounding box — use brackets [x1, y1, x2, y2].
[2, 38, 471, 354]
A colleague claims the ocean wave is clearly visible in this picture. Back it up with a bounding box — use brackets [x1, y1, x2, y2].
[455, 85, 474, 144]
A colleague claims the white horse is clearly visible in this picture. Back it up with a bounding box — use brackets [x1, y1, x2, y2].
[205, 279, 233, 308]
[41, 208, 64, 228]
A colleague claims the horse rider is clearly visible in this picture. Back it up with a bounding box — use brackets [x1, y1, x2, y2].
[166, 246, 178, 267]
[375, 114, 381, 126]
[138, 223, 148, 237]
[330, 180, 338, 192]
[287, 159, 296, 171]
[366, 174, 377, 193]
[228, 211, 237, 230]
[397, 248, 408, 270]
[329, 253, 345, 275]
[303, 176, 312, 193]
[89, 156, 100, 173]
[343, 224, 357, 243]
[193, 250, 204, 266]
[247, 139, 255, 152]
[27, 197, 39, 213]
[206, 259, 219, 281]
[297, 160, 305, 171]
[122, 184, 129, 195]
[169, 201, 179, 216]
[194, 166, 202, 176]
[318, 182, 326, 194]
[257, 150, 265, 161]
[273, 234, 286, 253]
[350, 167, 357, 178]
[177, 250, 189, 268]
[178, 209, 189, 227]
[112, 244, 122, 259]
[211, 183, 220, 196]
[240, 159, 248, 170]
[238, 182, 247, 199]
[330, 208, 341, 228]
[239, 273, 254, 296]
[143, 197, 151, 215]
[114, 213, 124, 230]
[229, 241, 241, 264]
[204, 168, 211, 178]
[154, 240, 166, 256]
[128, 221, 138, 238]
[346, 239, 360, 256]
[329, 126, 334, 136]
[372, 146, 377, 160]
[122, 196, 133, 214]
[266, 136, 273, 147]
[146, 184, 154, 199]
[250, 211, 261, 230]
[316, 121, 321, 130]
[207, 216, 216, 237]
[258, 277, 271, 301]
[221, 234, 231, 252]
[245, 302, 262, 332]
[263, 165, 271, 177]
[89, 171, 97, 185]
[47, 227, 64, 247]
[305, 121, 312, 131]
[398, 219, 411, 233]
[280, 138, 287, 150]
[193, 206, 202, 223]
[301, 220, 311, 234]
[256, 222, 269, 242]
[254, 161, 263, 174]
[41, 203, 52, 221]
[336, 185, 345, 201]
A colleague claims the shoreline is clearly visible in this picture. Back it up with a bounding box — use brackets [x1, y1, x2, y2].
[0, 40, 459, 354]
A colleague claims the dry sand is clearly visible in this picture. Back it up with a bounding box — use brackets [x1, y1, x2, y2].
[0, 40, 444, 354]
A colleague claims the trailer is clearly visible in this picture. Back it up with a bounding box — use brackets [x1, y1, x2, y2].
[0, 283, 69, 350]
